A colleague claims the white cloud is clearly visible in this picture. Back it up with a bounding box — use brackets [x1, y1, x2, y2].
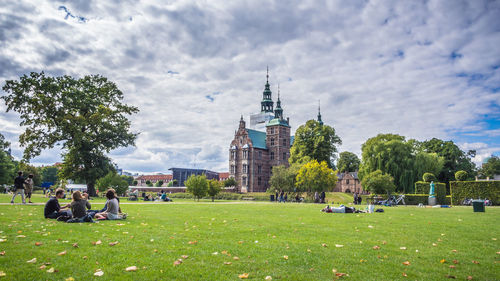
[1, 0, 499, 173]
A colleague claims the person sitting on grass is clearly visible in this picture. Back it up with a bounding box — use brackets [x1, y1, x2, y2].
[94, 189, 126, 220]
[44, 188, 71, 219]
[66, 190, 93, 223]
[86, 189, 122, 217]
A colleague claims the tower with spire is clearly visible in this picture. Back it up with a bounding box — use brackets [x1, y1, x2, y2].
[230, 68, 293, 193]
[317, 100, 323, 125]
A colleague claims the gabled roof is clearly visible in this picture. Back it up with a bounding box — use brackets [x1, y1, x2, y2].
[246, 129, 267, 149]
[337, 172, 359, 180]
[266, 118, 290, 127]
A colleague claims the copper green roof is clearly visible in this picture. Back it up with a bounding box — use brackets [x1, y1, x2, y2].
[266, 118, 290, 127]
[246, 129, 267, 149]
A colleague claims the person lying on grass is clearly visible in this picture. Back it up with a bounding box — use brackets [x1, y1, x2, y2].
[94, 189, 127, 220]
[44, 188, 71, 219]
[65, 190, 94, 223]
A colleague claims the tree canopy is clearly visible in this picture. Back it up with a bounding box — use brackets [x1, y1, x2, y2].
[295, 160, 337, 198]
[269, 165, 295, 194]
[479, 155, 500, 178]
[1, 72, 139, 196]
[361, 170, 396, 195]
[419, 138, 476, 182]
[185, 174, 208, 201]
[207, 179, 222, 202]
[289, 120, 341, 169]
[95, 171, 129, 196]
[0, 133, 15, 185]
[337, 151, 360, 173]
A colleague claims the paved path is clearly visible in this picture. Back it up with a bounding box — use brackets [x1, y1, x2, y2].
[0, 201, 273, 206]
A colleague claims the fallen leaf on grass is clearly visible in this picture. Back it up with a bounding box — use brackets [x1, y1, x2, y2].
[212, 252, 218, 255]
[335, 244, 344, 248]
[453, 260, 459, 264]
[83, 256, 88, 259]
[188, 241, 197, 245]
[335, 273, 347, 277]
[373, 246, 380, 250]
[472, 260, 479, 264]
[58, 251, 67, 256]
[72, 243, 78, 248]
[173, 259, 182, 266]
[265, 276, 272, 280]
[359, 259, 367, 263]
[368, 225, 374, 228]
[400, 247, 407, 250]
[46, 267, 55, 273]
[233, 256, 240, 260]
[16, 235, 26, 238]
[39, 265, 46, 270]
[238, 273, 249, 279]
[65, 277, 75, 281]
[238, 241, 244, 244]
[109, 241, 119, 246]
[446, 275, 456, 279]
[402, 272, 407, 277]
[94, 270, 104, 276]
[181, 255, 189, 259]
[125, 266, 137, 272]
[322, 243, 328, 247]
[440, 259, 446, 264]
[432, 243, 437, 246]
[283, 255, 288, 260]
[27, 258, 37, 263]
[449, 265, 455, 269]
[0, 239, 6, 243]
[92, 240, 102, 246]
[382, 241, 387, 245]
[0, 251, 4, 256]
[402, 261, 410, 266]
[307, 249, 312, 253]
[224, 262, 232, 265]
[35, 242, 42, 246]
[0, 271, 5, 277]
[467, 276, 473, 280]
[451, 249, 457, 253]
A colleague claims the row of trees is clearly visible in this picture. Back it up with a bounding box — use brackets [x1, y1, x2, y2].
[185, 174, 223, 201]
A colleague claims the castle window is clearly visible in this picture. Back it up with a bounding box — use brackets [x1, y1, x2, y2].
[243, 164, 247, 173]
[258, 177, 262, 185]
[243, 150, 248, 159]
[242, 177, 247, 186]
[270, 138, 275, 146]
[270, 152, 274, 160]
[257, 165, 261, 174]
[346, 179, 350, 185]
[231, 150, 236, 160]
[258, 151, 262, 159]
[283, 152, 286, 160]
[231, 165, 235, 174]
[270, 127, 274, 134]
[282, 139, 286, 146]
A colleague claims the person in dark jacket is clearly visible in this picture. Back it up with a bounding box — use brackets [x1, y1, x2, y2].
[44, 188, 71, 219]
[10, 171, 26, 204]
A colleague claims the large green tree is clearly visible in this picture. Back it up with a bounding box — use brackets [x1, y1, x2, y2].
[337, 151, 360, 173]
[419, 138, 476, 183]
[479, 155, 500, 178]
[0, 133, 16, 185]
[289, 120, 342, 169]
[359, 134, 416, 193]
[361, 170, 396, 195]
[207, 179, 222, 202]
[41, 166, 58, 183]
[95, 171, 129, 196]
[185, 174, 208, 201]
[295, 160, 337, 198]
[1, 72, 139, 196]
[269, 165, 295, 193]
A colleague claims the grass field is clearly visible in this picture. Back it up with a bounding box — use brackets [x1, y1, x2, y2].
[0, 194, 498, 280]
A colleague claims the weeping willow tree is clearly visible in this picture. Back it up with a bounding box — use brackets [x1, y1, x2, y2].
[359, 134, 417, 193]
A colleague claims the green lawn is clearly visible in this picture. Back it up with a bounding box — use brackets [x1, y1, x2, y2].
[0, 195, 498, 280]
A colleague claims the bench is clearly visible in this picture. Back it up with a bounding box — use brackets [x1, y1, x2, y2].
[241, 197, 255, 201]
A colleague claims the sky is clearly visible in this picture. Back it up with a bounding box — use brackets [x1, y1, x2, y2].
[0, 0, 499, 175]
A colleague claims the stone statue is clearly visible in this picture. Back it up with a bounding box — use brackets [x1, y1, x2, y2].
[428, 181, 436, 206]
[429, 181, 436, 198]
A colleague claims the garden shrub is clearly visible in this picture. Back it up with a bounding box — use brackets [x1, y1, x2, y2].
[422, 173, 436, 182]
[450, 181, 500, 205]
[455, 170, 468, 181]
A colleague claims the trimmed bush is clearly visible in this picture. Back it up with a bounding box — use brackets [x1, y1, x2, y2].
[455, 170, 468, 181]
[450, 181, 500, 205]
[405, 194, 451, 205]
[422, 173, 436, 182]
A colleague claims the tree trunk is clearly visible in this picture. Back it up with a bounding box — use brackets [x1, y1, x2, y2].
[87, 181, 97, 197]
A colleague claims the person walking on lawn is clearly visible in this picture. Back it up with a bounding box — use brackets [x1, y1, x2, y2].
[11, 171, 26, 204]
[24, 174, 34, 203]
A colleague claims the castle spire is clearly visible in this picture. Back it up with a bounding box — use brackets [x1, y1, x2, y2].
[260, 67, 274, 113]
[274, 84, 283, 120]
[317, 100, 323, 125]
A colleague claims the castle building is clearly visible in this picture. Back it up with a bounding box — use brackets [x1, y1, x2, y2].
[229, 70, 292, 192]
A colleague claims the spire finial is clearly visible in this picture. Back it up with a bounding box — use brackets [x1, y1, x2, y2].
[317, 100, 323, 125]
[266, 66, 269, 83]
[278, 83, 280, 100]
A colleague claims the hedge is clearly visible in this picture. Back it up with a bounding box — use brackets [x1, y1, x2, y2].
[405, 194, 451, 205]
[414, 181, 447, 204]
[450, 181, 500, 205]
[168, 192, 271, 201]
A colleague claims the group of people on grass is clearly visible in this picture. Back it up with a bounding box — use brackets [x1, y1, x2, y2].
[44, 188, 127, 223]
[10, 171, 34, 204]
